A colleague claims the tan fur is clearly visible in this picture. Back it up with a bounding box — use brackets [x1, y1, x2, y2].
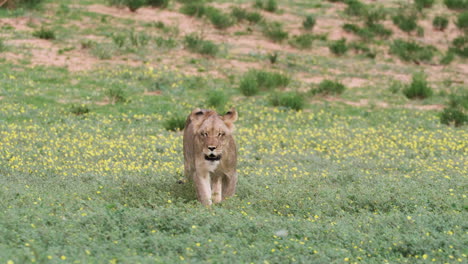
[183, 108, 238, 206]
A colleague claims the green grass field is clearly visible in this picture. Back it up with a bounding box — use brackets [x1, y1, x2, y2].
[0, 0, 467, 263]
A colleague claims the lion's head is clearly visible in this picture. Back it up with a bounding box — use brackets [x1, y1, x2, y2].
[187, 108, 237, 161]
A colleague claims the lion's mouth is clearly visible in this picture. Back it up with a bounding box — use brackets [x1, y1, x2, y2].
[205, 154, 221, 161]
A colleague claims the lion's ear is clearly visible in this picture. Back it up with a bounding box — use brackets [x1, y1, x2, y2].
[222, 108, 237, 130]
[189, 108, 206, 129]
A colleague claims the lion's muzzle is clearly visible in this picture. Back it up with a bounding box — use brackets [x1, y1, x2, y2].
[205, 154, 221, 161]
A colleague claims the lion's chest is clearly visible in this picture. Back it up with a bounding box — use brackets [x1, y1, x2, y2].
[205, 160, 220, 173]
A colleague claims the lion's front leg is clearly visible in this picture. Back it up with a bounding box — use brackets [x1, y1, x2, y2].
[222, 173, 238, 199]
[211, 176, 222, 204]
[193, 171, 212, 206]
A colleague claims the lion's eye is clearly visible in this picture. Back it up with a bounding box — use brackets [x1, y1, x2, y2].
[218, 132, 225, 137]
[200, 132, 207, 137]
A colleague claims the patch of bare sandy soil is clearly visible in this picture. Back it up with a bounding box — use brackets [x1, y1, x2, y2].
[322, 97, 444, 110]
[0, 17, 37, 32]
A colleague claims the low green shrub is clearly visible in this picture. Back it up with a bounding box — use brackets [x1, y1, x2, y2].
[206, 8, 235, 29]
[392, 13, 418, 34]
[403, 72, 433, 99]
[303, 15, 316, 30]
[239, 73, 259, 96]
[440, 51, 455, 65]
[414, 0, 434, 10]
[440, 93, 468, 126]
[349, 42, 376, 58]
[184, 33, 219, 56]
[268, 52, 278, 64]
[329, 38, 348, 56]
[70, 105, 91, 116]
[106, 87, 128, 104]
[1, 0, 44, 9]
[0, 39, 6, 52]
[206, 90, 229, 110]
[444, 0, 468, 11]
[146, 0, 170, 8]
[433, 16, 449, 31]
[255, 0, 278, 12]
[450, 35, 468, 57]
[312, 79, 346, 95]
[270, 92, 305, 111]
[254, 70, 290, 89]
[180, 2, 206, 17]
[456, 11, 468, 32]
[164, 115, 186, 131]
[262, 22, 288, 42]
[390, 39, 435, 63]
[345, 0, 367, 17]
[289, 34, 314, 49]
[32, 27, 55, 40]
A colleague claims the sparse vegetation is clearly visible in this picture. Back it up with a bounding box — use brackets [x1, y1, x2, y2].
[180, 2, 206, 17]
[270, 92, 305, 111]
[32, 27, 55, 40]
[262, 22, 288, 42]
[70, 104, 90, 116]
[255, 0, 278, 13]
[0, 0, 44, 8]
[392, 12, 418, 34]
[239, 69, 289, 96]
[239, 72, 259, 96]
[329, 38, 348, 56]
[440, 93, 468, 126]
[206, 7, 235, 29]
[403, 72, 433, 99]
[206, 90, 229, 110]
[312, 79, 346, 95]
[303, 15, 316, 30]
[414, 0, 434, 10]
[433, 16, 449, 31]
[444, 0, 468, 11]
[164, 115, 186, 131]
[289, 34, 314, 49]
[106, 86, 128, 104]
[184, 33, 219, 56]
[390, 39, 436, 63]
[450, 35, 468, 57]
[456, 11, 468, 32]
[0, 39, 6, 52]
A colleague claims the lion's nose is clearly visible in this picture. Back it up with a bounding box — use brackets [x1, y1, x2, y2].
[208, 147, 216, 151]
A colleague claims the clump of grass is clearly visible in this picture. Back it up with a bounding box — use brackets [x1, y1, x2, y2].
[239, 72, 259, 96]
[262, 22, 288, 42]
[456, 11, 468, 32]
[90, 43, 116, 59]
[328, 38, 348, 56]
[440, 51, 455, 65]
[128, 30, 150, 47]
[403, 72, 433, 100]
[414, 0, 434, 10]
[450, 35, 468, 58]
[390, 39, 436, 63]
[349, 42, 376, 58]
[32, 27, 55, 40]
[289, 34, 314, 49]
[392, 12, 418, 34]
[444, 0, 468, 11]
[312, 79, 346, 95]
[146, 0, 170, 8]
[206, 8, 235, 29]
[345, 0, 367, 17]
[70, 104, 90, 116]
[303, 15, 316, 30]
[255, 0, 278, 12]
[2, 0, 44, 9]
[433, 16, 449, 31]
[268, 52, 278, 64]
[184, 33, 219, 56]
[0, 39, 6, 52]
[231, 7, 263, 24]
[164, 115, 186, 131]
[206, 90, 229, 110]
[440, 93, 468, 126]
[180, 2, 206, 17]
[106, 87, 127, 104]
[239, 69, 290, 96]
[367, 23, 392, 38]
[245, 11, 263, 24]
[270, 92, 305, 111]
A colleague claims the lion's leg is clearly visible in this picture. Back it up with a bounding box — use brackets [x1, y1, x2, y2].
[194, 172, 212, 206]
[211, 176, 222, 204]
[222, 173, 237, 199]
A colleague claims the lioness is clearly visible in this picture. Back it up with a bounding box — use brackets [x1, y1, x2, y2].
[183, 108, 238, 206]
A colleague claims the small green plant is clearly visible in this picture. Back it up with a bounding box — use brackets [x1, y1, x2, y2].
[345, 0, 367, 17]
[106, 87, 127, 104]
[392, 13, 418, 34]
[232, 7, 263, 24]
[440, 93, 468, 126]
[389, 80, 404, 94]
[0, 39, 6, 52]
[2, 0, 44, 9]
[414, 0, 434, 10]
[456, 11, 468, 32]
[403, 72, 433, 99]
[245, 11, 263, 24]
[91, 43, 116, 59]
[70, 105, 90, 116]
[433, 16, 449, 31]
[32, 27, 55, 40]
[255, 0, 278, 12]
[231, 6, 247, 20]
[146, 0, 170, 8]
[390, 39, 435, 63]
[164, 115, 186, 131]
[440, 51, 455, 65]
[128, 30, 150, 47]
[180, 2, 206, 17]
[367, 23, 392, 38]
[111, 33, 126, 48]
[444, 0, 468, 10]
[122, 0, 146, 12]
[206, 8, 235, 29]
[303, 15, 316, 30]
[206, 90, 229, 110]
[262, 22, 288, 42]
[312, 79, 346, 95]
[268, 52, 278, 64]
[270, 92, 305, 111]
[349, 42, 376, 58]
[450, 35, 468, 58]
[254, 70, 290, 89]
[289, 34, 314, 49]
[184, 33, 219, 56]
[329, 38, 348, 56]
[239, 73, 259, 96]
